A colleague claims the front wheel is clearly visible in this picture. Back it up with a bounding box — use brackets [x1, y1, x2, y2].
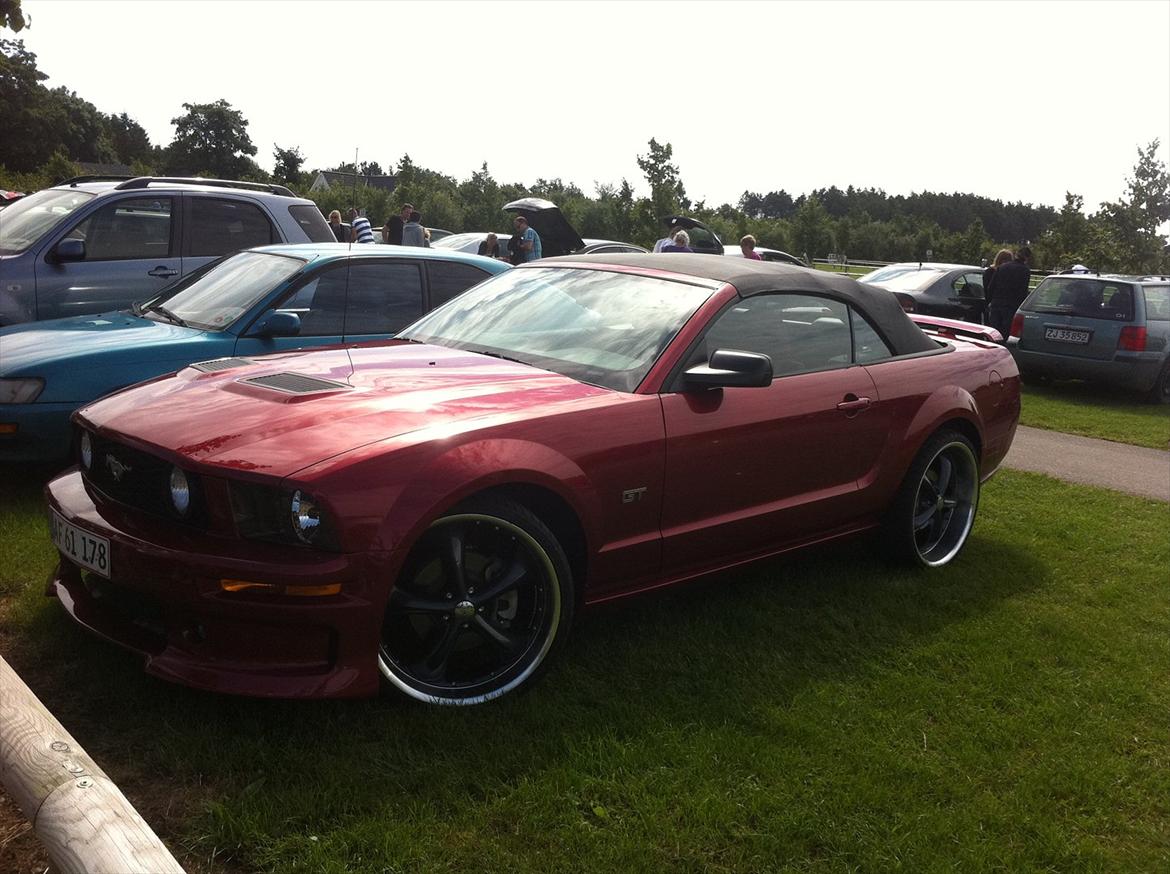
[882, 430, 980, 568]
[379, 496, 574, 705]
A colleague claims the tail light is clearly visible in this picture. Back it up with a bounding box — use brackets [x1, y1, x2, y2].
[1010, 313, 1024, 338]
[1118, 326, 1147, 351]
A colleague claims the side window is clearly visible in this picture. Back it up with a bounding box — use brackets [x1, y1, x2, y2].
[427, 261, 490, 309]
[1142, 286, 1169, 321]
[64, 197, 173, 260]
[186, 197, 276, 257]
[955, 272, 984, 298]
[344, 262, 423, 336]
[279, 265, 348, 336]
[851, 310, 893, 363]
[703, 293, 851, 378]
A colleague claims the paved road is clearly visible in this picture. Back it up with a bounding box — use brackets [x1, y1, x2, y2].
[1002, 425, 1170, 502]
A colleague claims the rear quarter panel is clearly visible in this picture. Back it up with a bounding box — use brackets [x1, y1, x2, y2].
[859, 340, 1019, 512]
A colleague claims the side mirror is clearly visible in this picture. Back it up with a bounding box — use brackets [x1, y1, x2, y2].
[50, 238, 86, 263]
[248, 311, 301, 338]
[683, 349, 772, 389]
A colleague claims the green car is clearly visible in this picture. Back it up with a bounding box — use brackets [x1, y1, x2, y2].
[1007, 273, 1170, 403]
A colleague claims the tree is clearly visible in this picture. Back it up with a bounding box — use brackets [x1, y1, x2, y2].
[273, 144, 305, 187]
[1094, 140, 1170, 273]
[1, 0, 26, 31]
[636, 138, 689, 217]
[0, 39, 49, 172]
[166, 99, 258, 179]
[791, 195, 834, 260]
[107, 112, 153, 165]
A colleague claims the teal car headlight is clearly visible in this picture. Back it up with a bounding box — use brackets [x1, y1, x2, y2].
[0, 378, 44, 404]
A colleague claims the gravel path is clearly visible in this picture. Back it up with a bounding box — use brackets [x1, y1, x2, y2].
[1002, 425, 1170, 502]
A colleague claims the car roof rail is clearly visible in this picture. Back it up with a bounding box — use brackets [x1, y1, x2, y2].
[113, 177, 297, 197]
[58, 175, 136, 187]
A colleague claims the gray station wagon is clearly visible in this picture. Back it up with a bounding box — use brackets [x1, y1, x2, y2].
[1007, 273, 1170, 403]
[0, 176, 335, 326]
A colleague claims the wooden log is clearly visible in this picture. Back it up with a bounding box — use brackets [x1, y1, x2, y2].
[0, 654, 184, 873]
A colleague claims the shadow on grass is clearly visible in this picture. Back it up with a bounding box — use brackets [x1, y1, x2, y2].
[5, 523, 1047, 851]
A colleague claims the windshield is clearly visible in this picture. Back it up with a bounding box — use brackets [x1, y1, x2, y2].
[859, 265, 947, 292]
[154, 251, 306, 330]
[1023, 277, 1136, 321]
[399, 267, 715, 392]
[0, 188, 95, 255]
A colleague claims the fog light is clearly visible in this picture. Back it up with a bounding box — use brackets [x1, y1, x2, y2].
[170, 466, 190, 515]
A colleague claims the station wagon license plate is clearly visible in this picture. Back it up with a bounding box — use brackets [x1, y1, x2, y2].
[1044, 326, 1091, 344]
[50, 510, 110, 578]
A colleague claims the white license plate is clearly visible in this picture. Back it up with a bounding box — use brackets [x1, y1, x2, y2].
[50, 510, 111, 578]
[1044, 326, 1091, 344]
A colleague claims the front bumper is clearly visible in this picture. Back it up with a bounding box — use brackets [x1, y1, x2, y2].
[45, 469, 401, 699]
[1008, 343, 1164, 392]
[0, 402, 75, 462]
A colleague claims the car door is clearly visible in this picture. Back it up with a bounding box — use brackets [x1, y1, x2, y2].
[233, 262, 349, 356]
[947, 271, 986, 323]
[658, 293, 889, 579]
[342, 261, 424, 340]
[34, 195, 181, 320]
[182, 195, 278, 277]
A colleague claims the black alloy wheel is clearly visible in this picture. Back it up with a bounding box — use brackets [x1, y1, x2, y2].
[882, 430, 980, 568]
[379, 496, 574, 705]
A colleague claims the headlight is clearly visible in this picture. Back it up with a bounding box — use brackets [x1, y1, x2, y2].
[0, 378, 44, 404]
[289, 490, 322, 543]
[170, 466, 191, 515]
[80, 431, 93, 469]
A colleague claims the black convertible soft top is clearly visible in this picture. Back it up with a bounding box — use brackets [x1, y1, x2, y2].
[528, 253, 938, 357]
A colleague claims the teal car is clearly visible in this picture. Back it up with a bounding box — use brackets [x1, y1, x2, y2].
[0, 243, 509, 461]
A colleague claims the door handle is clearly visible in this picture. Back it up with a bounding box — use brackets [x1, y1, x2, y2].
[836, 396, 872, 414]
[148, 266, 179, 278]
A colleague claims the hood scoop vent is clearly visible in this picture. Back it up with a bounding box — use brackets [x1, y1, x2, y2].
[191, 357, 255, 373]
[239, 372, 351, 395]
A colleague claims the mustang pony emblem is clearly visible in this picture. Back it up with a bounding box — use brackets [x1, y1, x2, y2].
[105, 454, 132, 482]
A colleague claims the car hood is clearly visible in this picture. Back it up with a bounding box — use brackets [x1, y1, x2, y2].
[503, 198, 585, 257]
[78, 342, 614, 477]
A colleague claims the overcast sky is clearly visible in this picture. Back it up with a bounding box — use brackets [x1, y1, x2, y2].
[15, 0, 1170, 215]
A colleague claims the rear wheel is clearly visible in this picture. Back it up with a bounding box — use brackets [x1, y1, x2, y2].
[379, 496, 573, 705]
[1144, 360, 1170, 404]
[882, 430, 980, 568]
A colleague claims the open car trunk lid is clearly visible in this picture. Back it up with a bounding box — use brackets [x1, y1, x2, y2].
[503, 198, 585, 257]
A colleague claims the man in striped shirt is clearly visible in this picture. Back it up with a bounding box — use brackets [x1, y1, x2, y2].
[348, 208, 375, 244]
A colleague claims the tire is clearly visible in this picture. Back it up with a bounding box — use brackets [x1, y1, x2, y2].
[1144, 360, 1170, 405]
[378, 495, 574, 705]
[881, 430, 980, 568]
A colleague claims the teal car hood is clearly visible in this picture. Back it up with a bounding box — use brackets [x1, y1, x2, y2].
[0, 311, 226, 403]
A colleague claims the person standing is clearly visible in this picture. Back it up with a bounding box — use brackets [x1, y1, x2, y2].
[402, 210, 426, 247]
[986, 246, 1033, 339]
[385, 203, 412, 245]
[513, 215, 542, 262]
[981, 248, 1014, 325]
[661, 230, 693, 253]
[653, 219, 680, 253]
[477, 233, 501, 258]
[348, 208, 375, 244]
[328, 209, 347, 243]
[739, 234, 763, 260]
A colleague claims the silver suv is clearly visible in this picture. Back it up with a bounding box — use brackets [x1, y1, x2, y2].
[0, 176, 335, 326]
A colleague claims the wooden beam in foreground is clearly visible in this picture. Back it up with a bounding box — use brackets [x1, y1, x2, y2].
[0, 654, 184, 873]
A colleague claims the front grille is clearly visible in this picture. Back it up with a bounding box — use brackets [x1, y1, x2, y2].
[190, 357, 254, 373]
[85, 434, 206, 526]
[240, 372, 349, 394]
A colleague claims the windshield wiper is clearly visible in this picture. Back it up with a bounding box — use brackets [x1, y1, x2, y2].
[148, 303, 188, 327]
[471, 348, 528, 366]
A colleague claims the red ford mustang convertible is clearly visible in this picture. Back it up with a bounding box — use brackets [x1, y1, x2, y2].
[45, 255, 1020, 704]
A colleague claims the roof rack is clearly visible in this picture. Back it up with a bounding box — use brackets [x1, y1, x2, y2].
[113, 177, 297, 197]
[59, 175, 135, 187]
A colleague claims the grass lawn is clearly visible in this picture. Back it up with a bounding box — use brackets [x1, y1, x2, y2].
[1021, 381, 1170, 449]
[2, 465, 1167, 873]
